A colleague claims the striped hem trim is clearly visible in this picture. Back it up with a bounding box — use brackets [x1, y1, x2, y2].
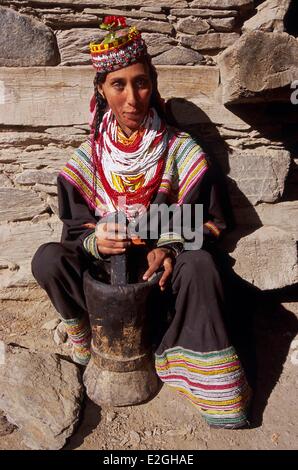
[155, 345, 251, 428]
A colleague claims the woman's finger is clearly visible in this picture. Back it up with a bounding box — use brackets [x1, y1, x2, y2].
[98, 246, 127, 255]
[159, 257, 173, 291]
[104, 231, 131, 242]
[142, 251, 159, 280]
[97, 239, 130, 249]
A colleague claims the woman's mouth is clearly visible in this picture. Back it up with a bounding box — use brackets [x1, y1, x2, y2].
[124, 111, 142, 118]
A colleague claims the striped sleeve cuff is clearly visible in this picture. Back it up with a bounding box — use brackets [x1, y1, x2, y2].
[83, 231, 101, 259]
[156, 232, 185, 248]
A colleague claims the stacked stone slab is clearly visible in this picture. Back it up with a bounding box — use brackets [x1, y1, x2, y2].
[0, 1, 255, 66]
[0, 1, 297, 295]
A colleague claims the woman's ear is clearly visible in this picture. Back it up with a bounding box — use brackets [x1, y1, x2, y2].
[97, 85, 106, 100]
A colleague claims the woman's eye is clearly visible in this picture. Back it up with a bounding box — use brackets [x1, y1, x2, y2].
[112, 82, 124, 90]
[136, 79, 148, 88]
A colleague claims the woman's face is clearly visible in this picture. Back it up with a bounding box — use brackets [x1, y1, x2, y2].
[98, 61, 153, 136]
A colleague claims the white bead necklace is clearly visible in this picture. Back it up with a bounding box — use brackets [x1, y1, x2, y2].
[95, 108, 168, 189]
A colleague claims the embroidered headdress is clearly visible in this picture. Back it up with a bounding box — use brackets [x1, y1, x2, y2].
[89, 16, 148, 73]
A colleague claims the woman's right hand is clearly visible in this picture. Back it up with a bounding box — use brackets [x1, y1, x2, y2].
[95, 222, 131, 255]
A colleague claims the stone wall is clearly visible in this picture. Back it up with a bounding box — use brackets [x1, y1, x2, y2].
[0, 0, 297, 299]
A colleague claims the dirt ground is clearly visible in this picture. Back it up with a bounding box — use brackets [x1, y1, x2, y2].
[0, 294, 297, 451]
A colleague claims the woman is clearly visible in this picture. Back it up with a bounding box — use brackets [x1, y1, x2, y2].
[32, 16, 251, 429]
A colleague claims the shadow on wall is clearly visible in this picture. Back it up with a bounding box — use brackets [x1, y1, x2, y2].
[284, 0, 298, 37]
[165, 97, 264, 244]
[224, 100, 298, 202]
[165, 97, 298, 428]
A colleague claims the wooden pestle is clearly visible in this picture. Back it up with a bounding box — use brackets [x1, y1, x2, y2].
[110, 211, 128, 285]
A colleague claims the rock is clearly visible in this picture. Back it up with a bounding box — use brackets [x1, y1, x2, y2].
[83, 7, 166, 21]
[42, 319, 60, 331]
[130, 430, 141, 444]
[1, 0, 187, 6]
[0, 174, 13, 187]
[0, 131, 84, 150]
[119, 437, 129, 446]
[159, 64, 220, 98]
[0, 410, 16, 436]
[128, 19, 174, 35]
[0, 188, 46, 223]
[0, 67, 93, 126]
[142, 33, 176, 57]
[0, 343, 84, 450]
[31, 213, 51, 224]
[0, 164, 20, 175]
[152, 46, 204, 65]
[242, 0, 291, 33]
[176, 17, 210, 35]
[0, 151, 17, 164]
[47, 195, 59, 216]
[56, 28, 105, 66]
[53, 322, 68, 345]
[0, 146, 71, 176]
[0, 6, 60, 66]
[45, 127, 87, 136]
[165, 427, 189, 436]
[225, 227, 298, 290]
[164, 85, 253, 127]
[42, 13, 98, 29]
[171, 9, 238, 18]
[189, 0, 253, 10]
[233, 201, 298, 239]
[24, 145, 45, 151]
[87, 0, 188, 6]
[34, 184, 58, 196]
[0, 261, 19, 271]
[0, 219, 61, 289]
[15, 170, 58, 186]
[141, 7, 163, 13]
[106, 410, 117, 423]
[218, 31, 298, 104]
[0, 133, 45, 149]
[22, 7, 71, 16]
[180, 32, 240, 51]
[209, 17, 236, 32]
[226, 148, 291, 206]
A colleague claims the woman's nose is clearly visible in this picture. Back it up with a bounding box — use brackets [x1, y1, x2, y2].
[126, 85, 138, 107]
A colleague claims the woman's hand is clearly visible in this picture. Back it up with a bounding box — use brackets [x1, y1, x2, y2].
[143, 248, 174, 291]
[95, 222, 131, 255]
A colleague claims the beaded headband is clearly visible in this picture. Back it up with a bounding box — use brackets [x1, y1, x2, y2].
[89, 16, 148, 73]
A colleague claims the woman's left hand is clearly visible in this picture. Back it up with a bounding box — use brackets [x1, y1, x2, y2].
[142, 248, 174, 291]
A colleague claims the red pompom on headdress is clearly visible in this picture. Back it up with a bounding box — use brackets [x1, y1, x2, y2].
[102, 15, 127, 29]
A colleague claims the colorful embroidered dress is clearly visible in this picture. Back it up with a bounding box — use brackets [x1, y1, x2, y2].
[31, 14, 251, 425]
[55, 111, 251, 428]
